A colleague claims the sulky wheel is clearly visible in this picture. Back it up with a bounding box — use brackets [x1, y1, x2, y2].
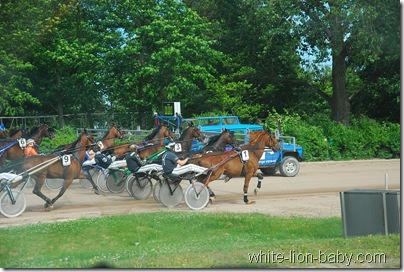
[96, 169, 110, 193]
[128, 174, 153, 200]
[80, 168, 99, 189]
[45, 178, 64, 190]
[159, 181, 183, 208]
[106, 170, 126, 194]
[153, 182, 161, 203]
[184, 182, 210, 210]
[0, 190, 27, 218]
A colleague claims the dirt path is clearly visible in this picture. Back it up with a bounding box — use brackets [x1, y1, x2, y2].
[0, 159, 400, 228]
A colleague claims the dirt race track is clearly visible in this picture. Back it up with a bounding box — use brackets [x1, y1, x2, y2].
[0, 159, 400, 228]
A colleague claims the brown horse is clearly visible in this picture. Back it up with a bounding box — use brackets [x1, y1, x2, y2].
[8, 129, 24, 140]
[112, 124, 175, 158]
[194, 128, 237, 154]
[12, 131, 97, 210]
[192, 130, 280, 204]
[88, 123, 125, 155]
[99, 123, 124, 148]
[143, 124, 176, 145]
[0, 124, 55, 166]
[173, 123, 205, 153]
[136, 124, 205, 163]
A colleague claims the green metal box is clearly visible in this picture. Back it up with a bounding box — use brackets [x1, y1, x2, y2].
[340, 189, 400, 237]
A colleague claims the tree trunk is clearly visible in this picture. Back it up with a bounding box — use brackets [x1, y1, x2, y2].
[55, 72, 65, 128]
[57, 100, 65, 128]
[331, 49, 350, 124]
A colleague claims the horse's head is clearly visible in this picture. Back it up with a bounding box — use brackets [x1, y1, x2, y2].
[81, 130, 97, 151]
[224, 129, 238, 148]
[111, 123, 125, 140]
[117, 126, 124, 140]
[32, 124, 55, 141]
[187, 123, 205, 142]
[47, 127, 56, 140]
[161, 125, 176, 141]
[264, 130, 280, 152]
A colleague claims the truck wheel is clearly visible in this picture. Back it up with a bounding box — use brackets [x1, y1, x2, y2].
[260, 167, 277, 176]
[279, 156, 300, 177]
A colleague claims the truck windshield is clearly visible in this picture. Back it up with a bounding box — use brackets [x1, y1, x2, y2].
[223, 117, 238, 125]
[200, 119, 220, 126]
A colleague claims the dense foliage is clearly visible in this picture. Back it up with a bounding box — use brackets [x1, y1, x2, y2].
[38, 113, 400, 162]
[264, 113, 400, 161]
[0, 0, 400, 127]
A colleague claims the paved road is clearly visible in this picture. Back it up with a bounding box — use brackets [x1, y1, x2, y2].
[0, 159, 400, 228]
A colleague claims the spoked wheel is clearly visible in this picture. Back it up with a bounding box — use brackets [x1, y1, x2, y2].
[45, 178, 64, 190]
[96, 169, 109, 193]
[127, 174, 153, 200]
[159, 181, 183, 208]
[184, 182, 210, 210]
[0, 190, 26, 218]
[80, 168, 99, 189]
[106, 170, 126, 193]
[153, 182, 161, 203]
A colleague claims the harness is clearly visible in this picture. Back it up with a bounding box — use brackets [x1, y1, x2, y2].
[200, 149, 245, 183]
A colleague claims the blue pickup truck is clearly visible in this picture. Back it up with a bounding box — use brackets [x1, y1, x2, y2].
[154, 115, 303, 177]
[186, 116, 304, 177]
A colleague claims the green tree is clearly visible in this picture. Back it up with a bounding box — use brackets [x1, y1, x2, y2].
[185, 0, 304, 120]
[288, 0, 400, 124]
[29, 0, 105, 127]
[350, 1, 400, 123]
[0, 0, 43, 116]
[88, 0, 225, 123]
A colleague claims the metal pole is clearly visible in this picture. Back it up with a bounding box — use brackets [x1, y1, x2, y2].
[385, 173, 389, 190]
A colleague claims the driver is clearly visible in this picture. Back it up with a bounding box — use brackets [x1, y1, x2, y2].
[125, 144, 145, 173]
[162, 142, 189, 183]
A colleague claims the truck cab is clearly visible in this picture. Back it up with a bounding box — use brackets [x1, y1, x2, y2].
[188, 115, 303, 177]
[194, 116, 263, 135]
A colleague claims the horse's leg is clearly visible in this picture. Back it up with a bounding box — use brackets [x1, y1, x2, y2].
[254, 172, 264, 195]
[50, 176, 74, 207]
[197, 175, 215, 202]
[243, 173, 255, 204]
[31, 173, 54, 210]
[207, 186, 215, 197]
[201, 169, 225, 203]
[81, 170, 100, 194]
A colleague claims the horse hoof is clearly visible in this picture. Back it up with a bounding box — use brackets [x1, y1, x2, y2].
[245, 200, 256, 205]
[94, 189, 100, 195]
[44, 203, 54, 211]
[254, 188, 259, 195]
[209, 197, 214, 204]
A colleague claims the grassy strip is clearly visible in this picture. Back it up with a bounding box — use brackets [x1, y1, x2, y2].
[0, 212, 399, 268]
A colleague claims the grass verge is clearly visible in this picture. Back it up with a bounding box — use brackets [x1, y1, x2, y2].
[0, 212, 399, 268]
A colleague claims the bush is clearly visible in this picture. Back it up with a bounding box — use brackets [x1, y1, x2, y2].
[267, 111, 400, 162]
[39, 126, 77, 153]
